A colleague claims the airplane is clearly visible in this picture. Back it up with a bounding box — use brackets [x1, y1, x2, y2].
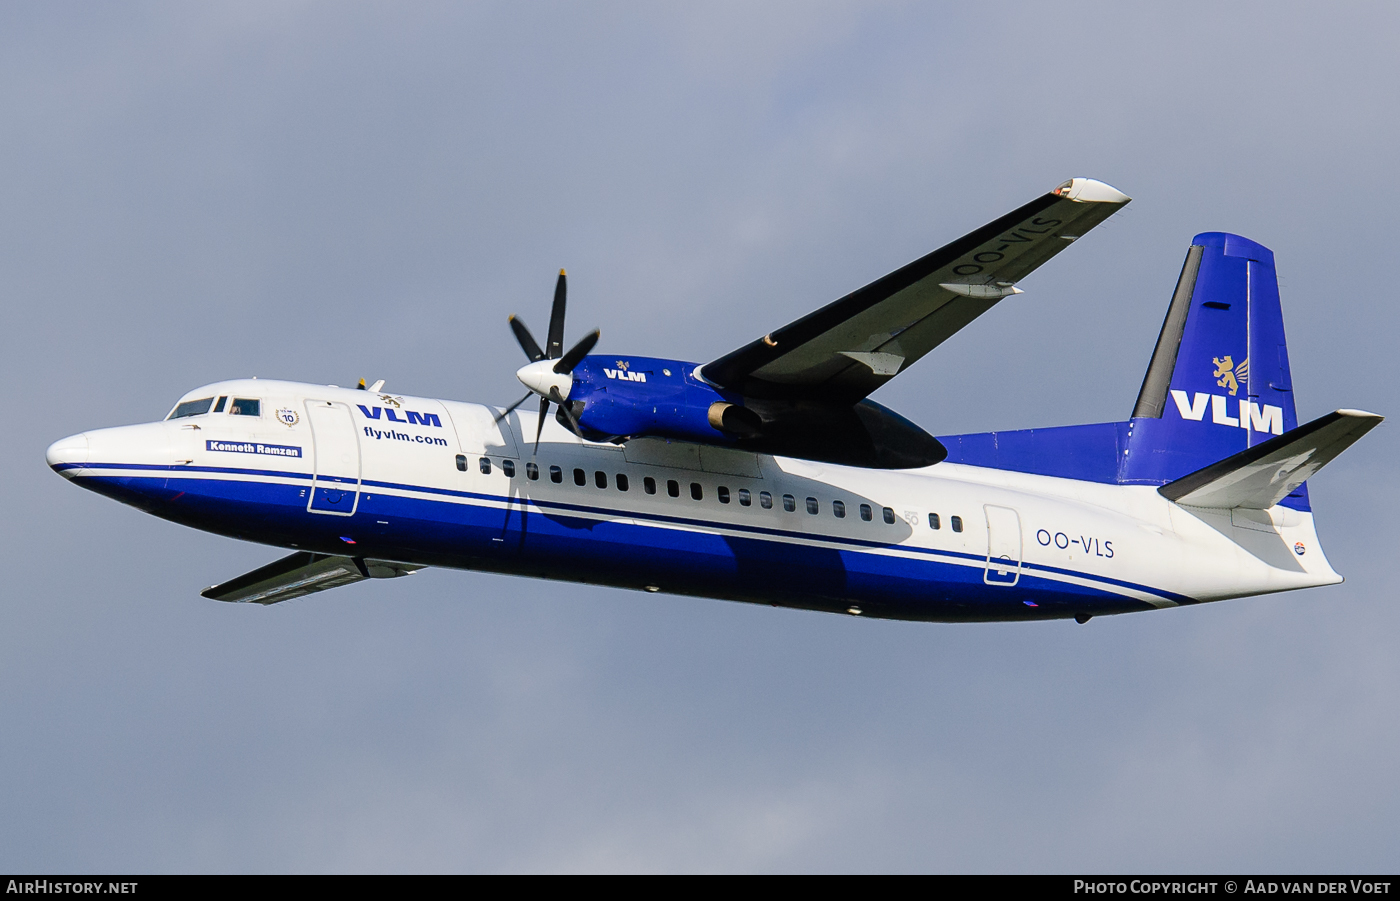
[45, 178, 1383, 623]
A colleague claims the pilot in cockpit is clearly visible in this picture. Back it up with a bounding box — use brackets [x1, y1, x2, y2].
[166, 394, 262, 420]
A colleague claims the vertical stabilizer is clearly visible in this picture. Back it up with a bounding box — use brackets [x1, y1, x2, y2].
[1121, 233, 1306, 508]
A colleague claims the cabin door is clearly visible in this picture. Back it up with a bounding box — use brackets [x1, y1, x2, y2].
[983, 504, 1022, 586]
[306, 400, 361, 516]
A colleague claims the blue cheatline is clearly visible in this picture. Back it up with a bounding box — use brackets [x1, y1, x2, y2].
[71, 464, 1177, 621]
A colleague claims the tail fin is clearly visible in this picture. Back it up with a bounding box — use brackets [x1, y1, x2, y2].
[938, 231, 1375, 507]
[1122, 233, 1308, 508]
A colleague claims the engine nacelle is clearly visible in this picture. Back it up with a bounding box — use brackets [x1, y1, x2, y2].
[567, 356, 739, 444]
[562, 355, 946, 469]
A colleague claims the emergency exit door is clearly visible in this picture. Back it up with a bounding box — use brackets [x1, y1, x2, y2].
[306, 400, 361, 516]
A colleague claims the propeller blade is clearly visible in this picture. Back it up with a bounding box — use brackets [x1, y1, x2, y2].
[546, 269, 567, 360]
[508, 315, 546, 363]
[533, 395, 550, 455]
[553, 328, 600, 374]
[550, 386, 583, 436]
[493, 391, 534, 424]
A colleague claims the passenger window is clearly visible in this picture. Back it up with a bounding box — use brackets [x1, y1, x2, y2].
[859, 503, 873, 521]
[805, 497, 818, 515]
[738, 488, 752, 506]
[550, 465, 563, 483]
[759, 491, 773, 509]
[718, 486, 730, 504]
[213, 396, 228, 413]
[616, 474, 629, 492]
[929, 513, 940, 530]
[479, 457, 492, 475]
[502, 460, 515, 478]
[574, 468, 586, 486]
[230, 398, 261, 416]
[951, 515, 963, 532]
[690, 482, 703, 500]
[667, 479, 680, 498]
[169, 397, 214, 419]
[883, 507, 895, 524]
[595, 471, 607, 489]
[832, 500, 846, 518]
[455, 454, 467, 472]
[526, 462, 539, 480]
[644, 476, 657, 495]
[782, 494, 796, 512]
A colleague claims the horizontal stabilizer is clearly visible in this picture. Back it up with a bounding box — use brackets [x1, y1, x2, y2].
[1159, 410, 1382, 510]
[201, 551, 423, 604]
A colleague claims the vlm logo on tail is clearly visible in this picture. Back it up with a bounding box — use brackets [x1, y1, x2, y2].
[1170, 355, 1281, 435]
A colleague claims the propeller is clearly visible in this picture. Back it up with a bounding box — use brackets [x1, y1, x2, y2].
[496, 269, 601, 454]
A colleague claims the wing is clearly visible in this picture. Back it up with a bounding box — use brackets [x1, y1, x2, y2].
[1160, 409, 1382, 510]
[701, 178, 1130, 402]
[201, 551, 424, 604]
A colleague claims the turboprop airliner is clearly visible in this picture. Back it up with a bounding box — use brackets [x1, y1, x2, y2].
[46, 178, 1382, 622]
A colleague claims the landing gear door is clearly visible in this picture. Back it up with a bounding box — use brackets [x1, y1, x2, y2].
[306, 400, 361, 516]
[984, 504, 1022, 586]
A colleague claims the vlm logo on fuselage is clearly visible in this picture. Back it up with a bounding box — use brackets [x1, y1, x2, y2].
[356, 404, 442, 427]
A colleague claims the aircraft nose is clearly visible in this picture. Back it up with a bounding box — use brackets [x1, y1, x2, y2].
[46, 433, 90, 474]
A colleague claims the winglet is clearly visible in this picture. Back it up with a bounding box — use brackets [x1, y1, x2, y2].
[1160, 409, 1382, 510]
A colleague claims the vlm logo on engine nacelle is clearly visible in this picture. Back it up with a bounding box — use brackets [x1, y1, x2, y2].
[604, 360, 647, 383]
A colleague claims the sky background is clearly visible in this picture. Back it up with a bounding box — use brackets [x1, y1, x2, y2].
[3, 1, 1398, 873]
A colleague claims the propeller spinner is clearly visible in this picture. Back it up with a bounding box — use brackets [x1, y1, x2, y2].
[496, 269, 600, 453]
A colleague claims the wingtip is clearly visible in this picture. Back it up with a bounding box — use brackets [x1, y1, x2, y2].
[1336, 408, 1384, 422]
[1053, 178, 1131, 204]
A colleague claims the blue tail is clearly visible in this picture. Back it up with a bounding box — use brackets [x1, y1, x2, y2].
[939, 232, 1309, 510]
[1121, 233, 1303, 504]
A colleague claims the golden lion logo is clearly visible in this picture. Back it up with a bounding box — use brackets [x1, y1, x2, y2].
[1212, 356, 1249, 396]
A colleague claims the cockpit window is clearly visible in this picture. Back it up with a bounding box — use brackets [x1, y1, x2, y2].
[230, 398, 261, 416]
[213, 396, 227, 413]
[169, 397, 214, 419]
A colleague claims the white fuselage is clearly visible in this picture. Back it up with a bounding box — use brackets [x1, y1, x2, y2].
[46, 379, 1342, 621]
